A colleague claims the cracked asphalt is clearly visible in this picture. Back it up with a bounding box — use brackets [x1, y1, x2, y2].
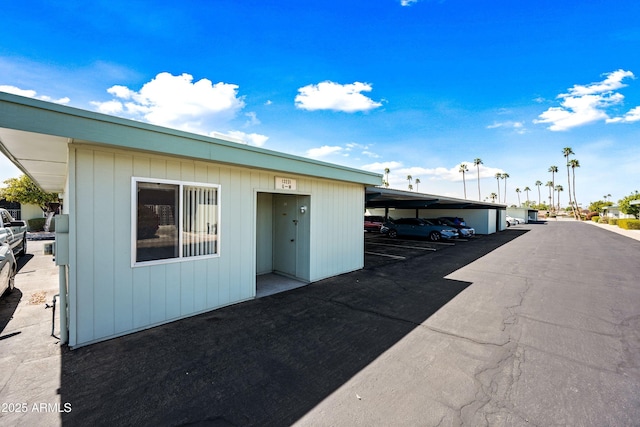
[2, 221, 640, 426]
[297, 221, 640, 426]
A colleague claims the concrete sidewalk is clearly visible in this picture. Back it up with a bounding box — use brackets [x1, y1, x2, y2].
[0, 240, 61, 427]
[583, 218, 640, 241]
[1, 222, 639, 426]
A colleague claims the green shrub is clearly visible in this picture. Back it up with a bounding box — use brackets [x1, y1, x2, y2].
[618, 219, 640, 230]
[28, 218, 44, 231]
[609, 218, 618, 226]
[591, 215, 600, 222]
[598, 217, 609, 224]
[26, 217, 56, 232]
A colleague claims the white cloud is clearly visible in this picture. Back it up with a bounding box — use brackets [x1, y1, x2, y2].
[534, 69, 634, 131]
[487, 120, 526, 134]
[223, 130, 269, 147]
[361, 161, 403, 173]
[345, 142, 379, 157]
[92, 99, 124, 115]
[400, 0, 419, 5]
[361, 151, 380, 158]
[565, 69, 633, 96]
[305, 145, 344, 158]
[0, 85, 70, 104]
[305, 142, 382, 160]
[363, 161, 504, 190]
[244, 111, 260, 126]
[295, 81, 383, 112]
[91, 72, 245, 134]
[607, 106, 640, 123]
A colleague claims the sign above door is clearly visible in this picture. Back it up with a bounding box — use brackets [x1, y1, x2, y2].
[275, 177, 297, 190]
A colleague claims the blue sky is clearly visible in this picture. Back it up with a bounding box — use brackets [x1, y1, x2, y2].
[1, 0, 639, 208]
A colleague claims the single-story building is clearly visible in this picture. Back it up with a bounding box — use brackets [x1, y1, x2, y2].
[0, 92, 381, 348]
[602, 205, 635, 219]
[365, 187, 508, 234]
[506, 207, 539, 224]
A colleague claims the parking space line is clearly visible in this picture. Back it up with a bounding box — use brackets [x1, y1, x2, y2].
[365, 251, 406, 260]
[367, 242, 437, 251]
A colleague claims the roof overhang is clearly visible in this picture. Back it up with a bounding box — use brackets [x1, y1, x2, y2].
[0, 92, 382, 193]
[366, 186, 506, 210]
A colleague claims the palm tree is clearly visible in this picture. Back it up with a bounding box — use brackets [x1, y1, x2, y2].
[535, 180, 543, 205]
[563, 147, 575, 217]
[555, 184, 563, 211]
[408, 184, 413, 191]
[524, 186, 531, 206]
[548, 166, 558, 211]
[495, 173, 502, 202]
[569, 159, 580, 219]
[406, 175, 412, 191]
[384, 167, 390, 188]
[546, 181, 554, 210]
[501, 173, 510, 204]
[415, 178, 421, 192]
[459, 163, 468, 198]
[515, 187, 521, 206]
[489, 192, 498, 202]
[473, 158, 483, 201]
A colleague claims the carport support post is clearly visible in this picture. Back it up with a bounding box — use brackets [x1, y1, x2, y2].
[54, 214, 70, 345]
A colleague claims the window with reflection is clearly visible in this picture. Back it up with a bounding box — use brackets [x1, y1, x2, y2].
[133, 179, 219, 265]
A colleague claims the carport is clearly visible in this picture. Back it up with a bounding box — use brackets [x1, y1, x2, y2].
[365, 187, 507, 234]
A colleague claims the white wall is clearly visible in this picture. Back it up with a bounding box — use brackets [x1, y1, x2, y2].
[21, 203, 44, 227]
[368, 207, 501, 234]
[507, 207, 529, 223]
[67, 145, 366, 347]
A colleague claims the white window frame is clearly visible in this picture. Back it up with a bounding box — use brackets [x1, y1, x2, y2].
[131, 177, 221, 267]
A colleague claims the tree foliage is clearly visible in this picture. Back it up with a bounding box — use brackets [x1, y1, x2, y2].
[588, 200, 613, 214]
[1, 175, 60, 211]
[619, 191, 640, 219]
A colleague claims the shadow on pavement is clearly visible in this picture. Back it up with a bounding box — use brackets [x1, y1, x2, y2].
[0, 253, 33, 335]
[15, 253, 34, 272]
[0, 288, 23, 335]
[61, 229, 528, 426]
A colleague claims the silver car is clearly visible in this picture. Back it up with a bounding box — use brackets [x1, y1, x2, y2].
[0, 241, 17, 297]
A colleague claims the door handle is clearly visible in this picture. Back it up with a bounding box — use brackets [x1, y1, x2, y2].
[290, 239, 295, 242]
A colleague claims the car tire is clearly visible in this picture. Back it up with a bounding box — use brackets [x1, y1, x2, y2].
[20, 238, 27, 256]
[8, 265, 16, 292]
[429, 231, 441, 241]
[388, 229, 398, 239]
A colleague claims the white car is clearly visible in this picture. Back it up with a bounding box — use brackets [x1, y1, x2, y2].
[506, 215, 517, 226]
[0, 241, 17, 298]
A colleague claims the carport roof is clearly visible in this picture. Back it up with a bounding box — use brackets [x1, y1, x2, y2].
[366, 186, 506, 210]
[0, 92, 382, 193]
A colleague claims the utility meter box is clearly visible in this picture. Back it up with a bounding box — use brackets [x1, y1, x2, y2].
[55, 214, 70, 266]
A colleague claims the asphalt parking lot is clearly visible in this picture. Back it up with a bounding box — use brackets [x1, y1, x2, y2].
[364, 231, 473, 266]
[2, 221, 640, 426]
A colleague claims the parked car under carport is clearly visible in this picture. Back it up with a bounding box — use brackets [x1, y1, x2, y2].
[429, 218, 475, 238]
[381, 218, 458, 241]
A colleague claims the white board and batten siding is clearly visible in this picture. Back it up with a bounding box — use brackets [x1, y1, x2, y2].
[68, 145, 366, 347]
